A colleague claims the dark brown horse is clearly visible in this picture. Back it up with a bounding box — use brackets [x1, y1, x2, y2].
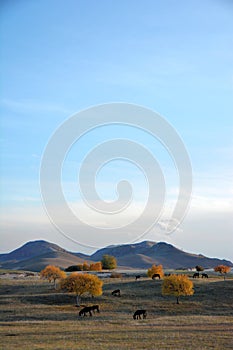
[193, 272, 199, 278]
[133, 310, 147, 319]
[79, 306, 93, 317]
[152, 273, 160, 280]
[135, 275, 141, 280]
[79, 305, 100, 316]
[112, 289, 121, 296]
[201, 273, 208, 278]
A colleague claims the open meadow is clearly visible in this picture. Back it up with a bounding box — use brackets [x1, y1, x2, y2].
[0, 272, 233, 350]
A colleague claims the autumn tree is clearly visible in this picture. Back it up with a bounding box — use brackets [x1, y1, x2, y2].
[214, 265, 231, 280]
[40, 265, 66, 288]
[162, 274, 194, 304]
[101, 255, 117, 270]
[82, 262, 90, 271]
[147, 264, 164, 278]
[60, 273, 103, 305]
[90, 262, 102, 271]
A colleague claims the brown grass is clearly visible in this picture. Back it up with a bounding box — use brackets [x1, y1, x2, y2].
[0, 274, 233, 349]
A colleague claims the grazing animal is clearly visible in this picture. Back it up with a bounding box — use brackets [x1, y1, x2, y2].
[152, 273, 160, 280]
[79, 306, 93, 317]
[112, 289, 121, 297]
[133, 310, 147, 320]
[201, 273, 208, 278]
[193, 272, 200, 278]
[135, 275, 141, 280]
[91, 304, 100, 313]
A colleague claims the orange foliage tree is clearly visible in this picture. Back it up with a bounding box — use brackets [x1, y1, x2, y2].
[162, 274, 194, 304]
[147, 264, 164, 278]
[82, 262, 90, 271]
[214, 265, 231, 280]
[90, 262, 102, 271]
[40, 265, 66, 288]
[60, 273, 103, 305]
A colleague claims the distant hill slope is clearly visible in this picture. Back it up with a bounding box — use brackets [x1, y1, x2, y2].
[0, 240, 232, 271]
[90, 241, 233, 269]
[0, 240, 93, 272]
[0, 240, 67, 263]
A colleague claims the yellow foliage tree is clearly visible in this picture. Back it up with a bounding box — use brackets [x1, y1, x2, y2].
[90, 262, 102, 271]
[162, 274, 194, 304]
[214, 265, 231, 280]
[40, 265, 66, 288]
[147, 264, 164, 278]
[60, 273, 103, 305]
[82, 262, 90, 271]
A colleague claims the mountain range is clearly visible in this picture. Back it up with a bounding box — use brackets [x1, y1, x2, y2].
[0, 240, 232, 272]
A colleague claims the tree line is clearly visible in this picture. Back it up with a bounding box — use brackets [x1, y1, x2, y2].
[64, 254, 117, 272]
[40, 260, 231, 306]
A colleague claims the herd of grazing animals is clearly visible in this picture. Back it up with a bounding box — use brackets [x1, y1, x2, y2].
[192, 272, 208, 278]
[77, 272, 209, 319]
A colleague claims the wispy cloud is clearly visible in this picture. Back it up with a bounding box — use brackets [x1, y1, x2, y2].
[0, 98, 72, 115]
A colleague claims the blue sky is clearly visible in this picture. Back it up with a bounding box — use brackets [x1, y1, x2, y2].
[0, 0, 233, 260]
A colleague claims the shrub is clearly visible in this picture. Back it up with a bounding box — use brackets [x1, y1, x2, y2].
[110, 272, 122, 278]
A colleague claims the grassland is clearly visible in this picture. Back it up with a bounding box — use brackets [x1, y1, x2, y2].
[0, 273, 233, 349]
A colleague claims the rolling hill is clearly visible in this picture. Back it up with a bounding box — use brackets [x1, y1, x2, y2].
[90, 241, 233, 269]
[0, 240, 92, 272]
[0, 240, 232, 271]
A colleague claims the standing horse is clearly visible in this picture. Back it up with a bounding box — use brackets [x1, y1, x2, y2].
[79, 306, 93, 317]
[201, 273, 208, 278]
[193, 272, 199, 278]
[79, 305, 100, 316]
[112, 289, 121, 297]
[135, 275, 141, 280]
[133, 310, 147, 319]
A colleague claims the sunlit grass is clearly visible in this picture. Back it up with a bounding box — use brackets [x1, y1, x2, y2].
[0, 274, 233, 349]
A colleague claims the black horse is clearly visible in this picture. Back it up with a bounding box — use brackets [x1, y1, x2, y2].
[135, 275, 141, 280]
[79, 305, 100, 316]
[112, 289, 121, 297]
[193, 272, 199, 278]
[133, 310, 147, 319]
[152, 273, 160, 280]
[79, 306, 93, 317]
[201, 273, 208, 278]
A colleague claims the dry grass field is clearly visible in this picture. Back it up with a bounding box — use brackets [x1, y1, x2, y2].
[0, 273, 233, 349]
